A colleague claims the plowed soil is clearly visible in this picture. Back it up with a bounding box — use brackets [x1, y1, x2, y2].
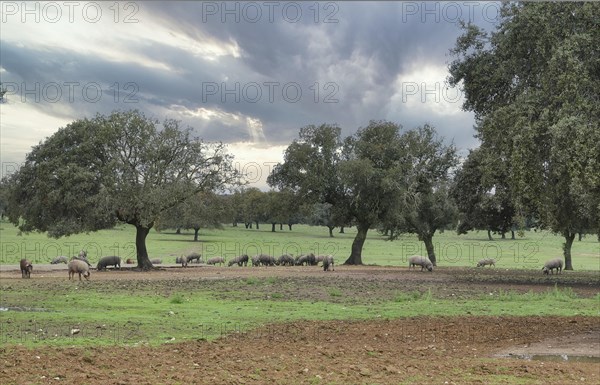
[1, 265, 599, 385]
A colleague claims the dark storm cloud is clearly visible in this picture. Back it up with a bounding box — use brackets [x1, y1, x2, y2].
[1, 1, 498, 149]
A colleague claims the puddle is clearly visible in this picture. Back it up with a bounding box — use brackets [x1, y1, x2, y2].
[498, 353, 600, 363]
[0, 306, 50, 312]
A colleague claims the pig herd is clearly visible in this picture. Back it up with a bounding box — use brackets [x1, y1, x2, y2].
[16, 251, 567, 280]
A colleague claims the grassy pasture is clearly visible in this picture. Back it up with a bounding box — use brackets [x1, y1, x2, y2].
[0, 220, 598, 270]
[1, 276, 598, 347]
[1, 220, 598, 348]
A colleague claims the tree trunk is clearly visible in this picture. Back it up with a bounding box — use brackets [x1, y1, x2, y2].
[233, 222, 237, 227]
[487, 229, 493, 241]
[578, 232, 583, 241]
[271, 223, 276, 232]
[563, 231, 576, 270]
[344, 223, 368, 265]
[175, 227, 181, 234]
[255, 221, 259, 230]
[501, 232, 506, 239]
[511, 230, 515, 240]
[193, 227, 200, 242]
[288, 224, 293, 231]
[328, 226, 335, 238]
[135, 224, 153, 270]
[422, 232, 437, 266]
[339, 227, 345, 234]
[245, 223, 250, 229]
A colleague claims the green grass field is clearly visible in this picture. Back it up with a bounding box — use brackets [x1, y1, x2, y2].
[1, 278, 598, 347]
[1, 219, 599, 347]
[1, 220, 598, 270]
[1, 220, 598, 348]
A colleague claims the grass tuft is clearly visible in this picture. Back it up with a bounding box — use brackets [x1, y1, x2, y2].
[394, 289, 433, 303]
[548, 284, 578, 301]
[169, 294, 185, 304]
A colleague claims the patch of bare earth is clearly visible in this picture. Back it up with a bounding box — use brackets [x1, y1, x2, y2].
[1, 317, 599, 385]
[1, 265, 599, 384]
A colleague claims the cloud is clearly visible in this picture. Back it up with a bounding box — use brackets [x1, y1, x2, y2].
[1, 1, 496, 182]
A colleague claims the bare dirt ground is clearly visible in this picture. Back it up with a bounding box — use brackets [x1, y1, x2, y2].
[1, 265, 599, 385]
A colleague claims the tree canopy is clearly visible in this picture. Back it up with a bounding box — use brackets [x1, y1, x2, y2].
[338, 121, 411, 264]
[450, 148, 516, 240]
[267, 123, 352, 236]
[448, 2, 600, 269]
[382, 124, 458, 265]
[5, 110, 240, 269]
[269, 120, 455, 265]
[268, 124, 345, 204]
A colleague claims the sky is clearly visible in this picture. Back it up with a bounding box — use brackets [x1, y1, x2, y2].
[0, 1, 501, 189]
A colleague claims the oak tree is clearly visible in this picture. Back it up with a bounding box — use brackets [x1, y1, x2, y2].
[448, 2, 600, 269]
[5, 110, 239, 269]
[383, 125, 458, 266]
